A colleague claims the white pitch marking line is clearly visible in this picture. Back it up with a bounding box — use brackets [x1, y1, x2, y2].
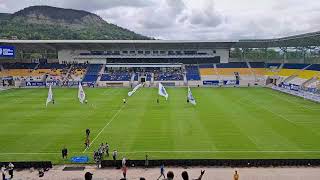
[82, 104, 125, 153]
[267, 91, 320, 111]
[247, 96, 296, 125]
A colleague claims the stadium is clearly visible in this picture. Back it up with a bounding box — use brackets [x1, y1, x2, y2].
[1, 31, 320, 179]
[1, 2, 320, 178]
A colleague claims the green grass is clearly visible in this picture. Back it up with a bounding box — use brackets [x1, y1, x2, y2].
[1, 87, 320, 164]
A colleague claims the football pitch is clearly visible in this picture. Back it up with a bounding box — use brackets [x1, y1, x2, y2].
[1, 87, 320, 164]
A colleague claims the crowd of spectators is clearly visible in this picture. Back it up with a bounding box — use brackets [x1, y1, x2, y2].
[101, 67, 184, 81]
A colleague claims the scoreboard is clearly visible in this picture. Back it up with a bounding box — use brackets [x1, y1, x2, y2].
[0, 46, 15, 57]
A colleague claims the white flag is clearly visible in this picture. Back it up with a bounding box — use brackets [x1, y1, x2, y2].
[46, 85, 53, 107]
[187, 87, 196, 105]
[158, 83, 168, 100]
[128, 83, 142, 97]
[78, 83, 86, 103]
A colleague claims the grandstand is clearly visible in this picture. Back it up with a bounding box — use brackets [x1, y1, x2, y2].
[0, 31, 318, 89]
[1, 32, 320, 180]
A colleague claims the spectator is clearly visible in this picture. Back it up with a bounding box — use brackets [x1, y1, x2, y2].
[85, 172, 93, 180]
[182, 170, 205, 180]
[234, 170, 239, 180]
[122, 166, 127, 179]
[157, 164, 165, 180]
[140, 178, 146, 180]
[181, 171, 189, 180]
[8, 162, 14, 179]
[167, 171, 174, 180]
[38, 168, 44, 178]
[1, 165, 6, 180]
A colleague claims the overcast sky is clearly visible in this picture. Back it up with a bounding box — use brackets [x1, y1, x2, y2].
[0, 0, 319, 40]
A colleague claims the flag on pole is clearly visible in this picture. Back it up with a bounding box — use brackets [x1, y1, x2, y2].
[46, 85, 53, 107]
[187, 86, 196, 105]
[78, 83, 86, 103]
[158, 83, 168, 100]
[128, 83, 142, 97]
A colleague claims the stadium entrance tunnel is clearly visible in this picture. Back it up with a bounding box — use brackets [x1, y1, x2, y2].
[101, 159, 320, 168]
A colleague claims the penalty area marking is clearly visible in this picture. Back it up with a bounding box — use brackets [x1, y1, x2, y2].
[2, 150, 320, 155]
[82, 104, 126, 153]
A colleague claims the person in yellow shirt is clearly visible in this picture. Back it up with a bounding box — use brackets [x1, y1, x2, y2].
[234, 170, 239, 180]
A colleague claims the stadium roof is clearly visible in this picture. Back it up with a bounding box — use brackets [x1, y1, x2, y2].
[0, 40, 236, 50]
[236, 31, 320, 48]
[0, 31, 319, 50]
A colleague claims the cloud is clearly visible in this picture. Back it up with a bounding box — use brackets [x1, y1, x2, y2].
[180, 0, 223, 28]
[62, 0, 152, 11]
[0, 0, 319, 40]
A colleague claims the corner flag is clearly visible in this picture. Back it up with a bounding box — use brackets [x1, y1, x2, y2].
[128, 83, 142, 97]
[46, 85, 53, 107]
[78, 83, 86, 103]
[187, 87, 196, 105]
[158, 83, 168, 100]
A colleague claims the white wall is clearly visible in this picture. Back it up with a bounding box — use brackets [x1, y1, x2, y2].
[216, 49, 229, 63]
[58, 50, 74, 63]
[58, 48, 230, 64]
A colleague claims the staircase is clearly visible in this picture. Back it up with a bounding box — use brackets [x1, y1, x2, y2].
[283, 75, 298, 83]
[151, 73, 154, 85]
[213, 64, 221, 81]
[96, 64, 106, 83]
[279, 63, 284, 70]
[33, 63, 40, 71]
[302, 77, 318, 88]
[99, 64, 106, 74]
[197, 64, 201, 81]
[130, 73, 135, 84]
[283, 64, 312, 83]
[246, 61, 257, 81]
[182, 65, 187, 85]
[64, 64, 74, 82]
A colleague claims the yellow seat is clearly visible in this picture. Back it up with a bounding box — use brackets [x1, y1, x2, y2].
[0, 69, 32, 76]
[252, 68, 267, 76]
[278, 69, 300, 77]
[199, 68, 215, 75]
[298, 70, 320, 79]
[217, 68, 252, 75]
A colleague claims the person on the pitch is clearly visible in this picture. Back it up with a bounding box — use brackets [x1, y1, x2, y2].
[157, 98, 159, 104]
[123, 98, 126, 104]
[86, 128, 90, 138]
[112, 150, 118, 161]
[85, 138, 90, 148]
[61, 146, 68, 159]
[105, 142, 109, 157]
